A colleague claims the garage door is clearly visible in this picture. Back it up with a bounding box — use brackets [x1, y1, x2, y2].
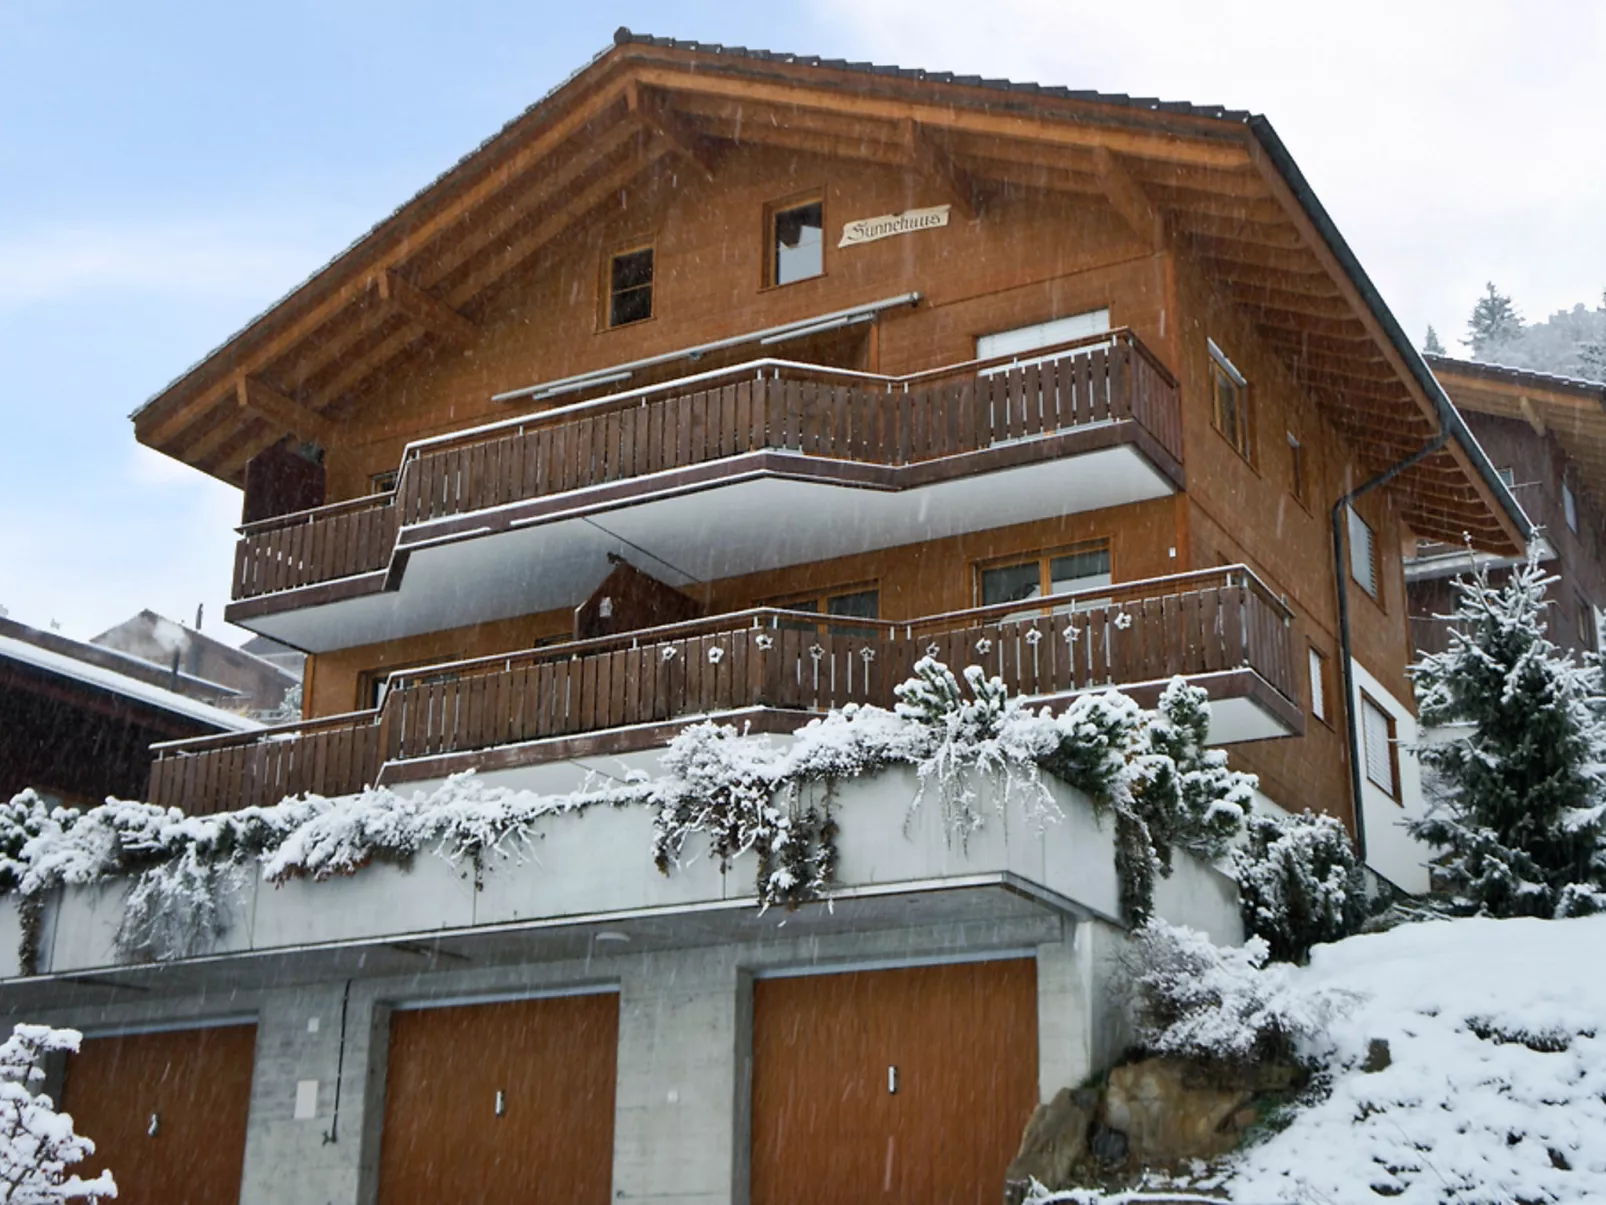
[377, 991, 619, 1205]
[59, 1022, 257, 1204]
[752, 958, 1038, 1205]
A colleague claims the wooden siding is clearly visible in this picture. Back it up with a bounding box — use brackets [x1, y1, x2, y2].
[376, 993, 618, 1205]
[751, 959, 1038, 1205]
[152, 567, 1294, 815]
[231, 334, 1180, 604]
[60, 1024, 256, 1205]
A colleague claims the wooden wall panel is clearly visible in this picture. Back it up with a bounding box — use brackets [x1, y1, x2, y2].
[376, 992, 619, 1205]
[752, 959, 1038, 1205]
[60, 1024, 256, 1205]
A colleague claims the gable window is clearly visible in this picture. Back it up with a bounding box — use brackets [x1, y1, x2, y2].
[769, 197, 824, 286]
[1347, 506, 1379, 599]
[1208, 339, 1251, 461]
[370, 469, 398, 494]
[1308, 645, 1329, 723]
[1563, 478, 1579, 533]
[1361, 693, 1398, 799]
[979, 544, 1112, 612]
[1287, 432, 1307, 505]
[607, 246, 654, 328]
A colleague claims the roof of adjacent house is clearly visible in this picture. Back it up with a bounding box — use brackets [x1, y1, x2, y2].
[1427, 354, 1606, 511]
[129, 28, 1529, 555]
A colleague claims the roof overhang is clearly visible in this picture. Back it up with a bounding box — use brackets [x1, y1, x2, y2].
[130, 29, 1527, 555]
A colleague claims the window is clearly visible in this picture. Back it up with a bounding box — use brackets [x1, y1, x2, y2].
[1347, 506, 1379, 599]
[1208, 339, 1251, 461]
[1287, 432, 1306, 505]
[1360, 693, 1398, 798]
[1563, 478, 1579, 533]
[771, 586, 880, 637]
[1578, 595, 1597, 650]
[606, 246, 654, 328]
[1496, 466, 1516, 489]
[979, 544, 1112, 612]
[1308, 646, 1329, 723]
[769, 198, 824, 286]
[370, 469, 398, 494]
[976, 309, 1111, 368]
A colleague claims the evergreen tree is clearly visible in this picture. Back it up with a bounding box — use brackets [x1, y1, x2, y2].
[1579, 290, 1606, 382]
[1409, 549, 1606, 917]
[1464, 282, 1523, 358]
[1422, 325, 1446, 356]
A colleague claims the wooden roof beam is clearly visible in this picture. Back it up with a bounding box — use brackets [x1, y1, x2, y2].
[905, 120, 980, 219]
[234, 375, 336, 447]
[1093, 147, 1166, 251]
[627, 83, 717, 181]
[376, 269, 478, 349]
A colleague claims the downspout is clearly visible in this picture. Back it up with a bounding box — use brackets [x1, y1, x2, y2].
[1331, 431, 1448, 862]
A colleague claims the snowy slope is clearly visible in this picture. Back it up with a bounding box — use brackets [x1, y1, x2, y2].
[1230, 915, 1606, 1204]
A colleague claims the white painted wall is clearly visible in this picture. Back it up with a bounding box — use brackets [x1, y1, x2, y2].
[1350, 659, 1432, 894]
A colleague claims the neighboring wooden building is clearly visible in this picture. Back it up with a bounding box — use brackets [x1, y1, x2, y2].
[91, 609, 301, 717]
[10, 31, 1532, 1205]
[1412, 357, 1606, 658]
[0, 616, 260, 806]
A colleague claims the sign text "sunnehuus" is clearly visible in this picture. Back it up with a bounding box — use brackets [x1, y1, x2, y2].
[838, 205, 951, 248]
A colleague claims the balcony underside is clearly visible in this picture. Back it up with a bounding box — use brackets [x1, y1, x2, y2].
[230, 430, 1179, 653]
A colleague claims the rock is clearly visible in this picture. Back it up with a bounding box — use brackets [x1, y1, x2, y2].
[1363, 1038, 1392, 1073]
[1003, 1087, 1099, 1195]
[1100, 1058, 1256, 1164]
[1088, 1122, 1129, 1166]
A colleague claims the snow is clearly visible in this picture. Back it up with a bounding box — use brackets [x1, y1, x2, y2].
[0, 634, 258, 733]
[1225, 915, 1606, 1203]
[0, 1025, 116, 1201]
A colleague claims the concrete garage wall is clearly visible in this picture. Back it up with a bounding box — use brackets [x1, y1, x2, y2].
[23, 766, 1240, 979]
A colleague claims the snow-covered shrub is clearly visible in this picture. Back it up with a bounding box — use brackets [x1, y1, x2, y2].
[0, 794, 60, 895]
[0, 1025, 116, 1202]
[1410, 548, 1606, 918]
[1123, 921, 1353, 1065]
[1233, 810, 1367, 963]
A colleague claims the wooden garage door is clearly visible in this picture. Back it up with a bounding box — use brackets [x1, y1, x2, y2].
[59, 1023, 257, 1205]
[377, 991, 619, 1205]
[753, 958, 1038, 1205]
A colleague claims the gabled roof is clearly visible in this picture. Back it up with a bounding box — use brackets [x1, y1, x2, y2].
[1427, 354, 1606, 513]
[131, 28, 1527, 555]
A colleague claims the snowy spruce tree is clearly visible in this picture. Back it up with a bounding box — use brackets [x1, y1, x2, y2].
[0, 1026, 115, 1203]
[1410, 549, 1606, 917]
[1422, 325, 1445, 356]
[1464, 282, 1523, 358]
[1233, 810, 1366, 963]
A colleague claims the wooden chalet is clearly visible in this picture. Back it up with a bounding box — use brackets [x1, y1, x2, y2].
[1412, 356, 1605, 656]
[24, 32, 1542, 1204]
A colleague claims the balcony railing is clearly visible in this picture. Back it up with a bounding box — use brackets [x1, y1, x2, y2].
[232, 330, 1180, 602]
[152, 566, 1293, 816]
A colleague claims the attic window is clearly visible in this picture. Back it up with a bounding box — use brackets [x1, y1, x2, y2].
[1348, 506, 1379, 599]
[1208, 339, 1251, 462]
[607, 246, 654, 328]
[770, 198, 824, 286]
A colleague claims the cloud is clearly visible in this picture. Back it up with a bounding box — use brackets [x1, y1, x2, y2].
[0, 215, 351, 309]
[807, 0, 1606, 340]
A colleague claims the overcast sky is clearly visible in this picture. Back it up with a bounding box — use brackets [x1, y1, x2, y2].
[2, 1, 1602, 646]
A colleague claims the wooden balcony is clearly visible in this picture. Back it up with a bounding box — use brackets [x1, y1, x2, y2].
[153, 567, 1299, 816]
[227, 331, 1183, 644]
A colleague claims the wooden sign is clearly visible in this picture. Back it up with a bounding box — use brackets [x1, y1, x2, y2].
[838, 205, 951, 248]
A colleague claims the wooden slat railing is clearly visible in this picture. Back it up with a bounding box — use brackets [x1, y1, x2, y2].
[231, 330, 1180, 601]
[154, 567, 1292, 816]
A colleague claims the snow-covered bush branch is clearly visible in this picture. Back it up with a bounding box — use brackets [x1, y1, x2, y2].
[0, 1025, 116, 1203]
[1233, 810, 1367, 963]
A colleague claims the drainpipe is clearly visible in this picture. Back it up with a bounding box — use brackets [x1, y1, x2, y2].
[1331, 431, 1448, 862]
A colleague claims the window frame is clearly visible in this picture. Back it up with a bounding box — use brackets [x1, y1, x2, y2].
[1563, 477, 1579, 533]
[1307, 644, 1330, 725]
[357, 656, 459, 712]
[765, 583, 881, 637]
[1359, 690, 1400, 800]
[1207, 339, 1252, 463]
[602, 242, 656, 330]
[370, 469, 398, 495]
[764, 192, 826, 289]
[1347, 505, 1381, 601]
[973, 541, 1114, 611]
[1577, 594, 1597, 650]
